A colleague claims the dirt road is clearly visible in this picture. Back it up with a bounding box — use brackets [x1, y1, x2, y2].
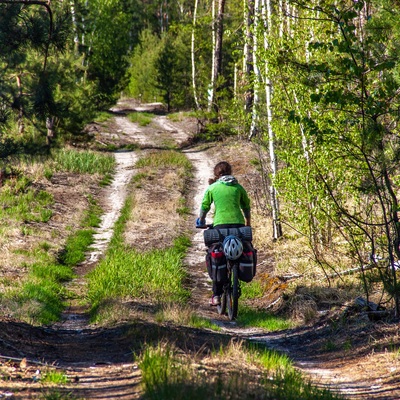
[1, 99, 400, 399]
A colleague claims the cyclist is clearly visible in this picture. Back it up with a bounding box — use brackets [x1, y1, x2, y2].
[196, 161, 251, 306]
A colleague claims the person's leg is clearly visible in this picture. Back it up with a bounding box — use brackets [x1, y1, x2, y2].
[210, 281, 223, 305]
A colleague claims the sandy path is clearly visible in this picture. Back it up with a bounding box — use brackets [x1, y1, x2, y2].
[87, 151, 138, 264]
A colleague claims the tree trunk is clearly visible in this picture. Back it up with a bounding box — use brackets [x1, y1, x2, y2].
[243, 0, 254, 113]
[208, 0, 226, 114]
[208, 0, 216, 111]
[263, 0, 282, 239]
[16, 75, 24, 134]
[191, 0, 200, 110]
[249, 0, 259, 139]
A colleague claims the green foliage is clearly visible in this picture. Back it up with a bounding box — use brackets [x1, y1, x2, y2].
[155, 27, 193, 111]
[127, 26, 194, 111]
[127, 29, 163, 102]
[84, 0, 132, 99]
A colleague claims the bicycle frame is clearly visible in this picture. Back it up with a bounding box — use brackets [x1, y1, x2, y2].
[217, 250, 241, 320]
[197, 224, 245, 320]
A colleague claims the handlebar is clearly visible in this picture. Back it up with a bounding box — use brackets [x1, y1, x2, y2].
[196, 223, 213, 229]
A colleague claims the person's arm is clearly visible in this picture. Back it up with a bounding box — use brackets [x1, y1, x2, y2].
[198, 208, 208, 225]
[198, 188, 212, 224]
[243, 209, 251, 226]
[240, 186, 251, 226]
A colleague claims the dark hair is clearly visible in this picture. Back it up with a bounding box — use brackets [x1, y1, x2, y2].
[209, 161, 232, 184]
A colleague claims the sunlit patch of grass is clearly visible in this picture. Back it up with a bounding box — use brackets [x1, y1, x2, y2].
[135, 150, 192, 173]
[168, 111, 197, 122]
[81, 195, 103, 228]
[236, 306, 294, 330]
[41, 369, 70, 384]
[99, 173, 114, 187]
[137, 341, 342, 400]
[38, 391, 74, 400]
[241, 280, 264, 299]
[155, 304, 221, 331]
[87, 237, 190, 318]
[8, 278, 68, 325]
[129, 112, 154, 126]
[188, 315, 221, 331]
[0, 176, 54, 223]
[58, 229, 94, 266]
[52, 148, 115, 175]
[94, 111, 112, 123]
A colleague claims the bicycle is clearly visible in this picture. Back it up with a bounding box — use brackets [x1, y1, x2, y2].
[197, 224, 253, 321]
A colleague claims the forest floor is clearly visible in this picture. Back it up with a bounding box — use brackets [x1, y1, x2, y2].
[1, 99, 400, 399]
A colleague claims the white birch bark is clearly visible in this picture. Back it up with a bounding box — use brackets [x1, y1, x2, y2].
[208, 0, 216, 111]
[243, 0, 254, 112]
[191, 0, 200, 109]
[208, 0, 226, 113]
[70, 0, 79, 54]
[263, 0, 283, 239]
[248, 0, 260, 138]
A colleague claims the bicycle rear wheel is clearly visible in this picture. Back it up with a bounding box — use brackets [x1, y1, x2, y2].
[227, 265, 239, 320]
[217, 291, 227, 315]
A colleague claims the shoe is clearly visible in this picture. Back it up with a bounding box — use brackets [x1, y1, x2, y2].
[209, 295, 221, 306]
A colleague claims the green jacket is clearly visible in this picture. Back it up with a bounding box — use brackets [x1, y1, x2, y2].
[200, 175, 250, 226]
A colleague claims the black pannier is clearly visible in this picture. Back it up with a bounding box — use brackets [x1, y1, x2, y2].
[205, 242, 228, 283]
[238, 241, 257, 283]
[203, 226, 252, 246]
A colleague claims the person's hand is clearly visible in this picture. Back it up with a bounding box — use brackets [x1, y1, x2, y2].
[196, 217, 206, 227]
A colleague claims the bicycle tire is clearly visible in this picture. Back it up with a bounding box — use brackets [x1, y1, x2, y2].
[228, 264, 239, 320]
[217, 291, 227, 315]
[226, 265, 238, 320]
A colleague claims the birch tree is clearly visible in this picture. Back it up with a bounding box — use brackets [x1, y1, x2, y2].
[208, 0, 226, 113]
[191, 0, 200, 109]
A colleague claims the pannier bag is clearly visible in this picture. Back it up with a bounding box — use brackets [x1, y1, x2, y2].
[238, 241, 257, 283]
[205, 243, 228, 283]
[203, 226, 253, 246]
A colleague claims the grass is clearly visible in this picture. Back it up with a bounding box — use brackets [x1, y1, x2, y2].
[1, 196, 103, 325]
[167, 111, 196, 122]
[154, 303, 221, 331]
[52, 148, 115, 175]
[135, 149, 192, 172]
[137, 341, 344, 400]
[0, 176, 54, 223]
[41, 370, 70, 384]
[87, 235, 191, 319]
[7, 261, 74, 325]
[128, 112, 154, 126]
[236, 306, 294, 330]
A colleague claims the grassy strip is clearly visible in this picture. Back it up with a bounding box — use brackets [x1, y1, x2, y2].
[137, 342, 343, 400]
[52, 148, 115, 175]
[87, 237, 190, 305]
[2, 198, 103, 325]
[236, 306, 294, 330]
[135, 150, 192, 171]
[87, 150, 193, 321]
[0, 175, 53, 223]
[128, 112, 154, 126]
[86, 198, 190, 319]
